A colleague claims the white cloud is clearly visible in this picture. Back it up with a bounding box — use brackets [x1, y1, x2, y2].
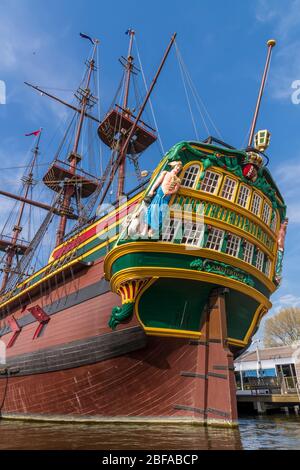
[255, 0, 300, 102]
[273, 294, 300, 310]
[0, 0, 78, 123]
[255, 0, 279, 23]
[273, 160, 300, 223]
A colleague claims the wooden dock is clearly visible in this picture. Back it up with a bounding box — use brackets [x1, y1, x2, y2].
[237, 392, 300, 414]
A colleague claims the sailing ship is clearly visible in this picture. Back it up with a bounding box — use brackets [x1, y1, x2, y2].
[0, 32, 287, 426]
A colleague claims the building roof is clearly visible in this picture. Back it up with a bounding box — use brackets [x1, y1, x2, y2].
[235, 345, 298, 363]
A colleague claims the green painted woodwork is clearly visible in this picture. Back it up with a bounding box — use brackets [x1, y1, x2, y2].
[137, 278, 214, 331]
[173, 194, 274, 252]
[225, 290, 259, 340]
[108, 302, 135, 330]
[136, 277, 258, 341]
[111, 251, 270, 298]
[190, 258, 255, 287]
[162, 141, 286, 220]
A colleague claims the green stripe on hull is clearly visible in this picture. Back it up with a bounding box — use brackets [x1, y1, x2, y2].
[111, 252, 271, 298]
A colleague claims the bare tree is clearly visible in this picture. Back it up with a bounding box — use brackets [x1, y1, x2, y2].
[264, 307, 300, 347]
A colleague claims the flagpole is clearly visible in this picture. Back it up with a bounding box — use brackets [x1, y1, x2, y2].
[247, 39, 276, 147]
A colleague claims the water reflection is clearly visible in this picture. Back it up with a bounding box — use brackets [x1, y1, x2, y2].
[239, 414, 300, 450]
[0, 415, 299, 450]
[0, 420, 242, 450]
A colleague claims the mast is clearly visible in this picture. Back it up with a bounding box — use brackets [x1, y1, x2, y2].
[247, 39, 276, 147]
[55, 40, 99, 246]
[0, 130, 42, 291]
[98, 32, 177, 205]
[117, 29, 135, 197]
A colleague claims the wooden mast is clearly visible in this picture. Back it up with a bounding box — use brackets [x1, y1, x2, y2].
[55, 40, 99, 246]
[247, 39, 276, 147]
[99, 32, 177, 205]
[0, 130, 42, 291]
[117, 29, 135, 197]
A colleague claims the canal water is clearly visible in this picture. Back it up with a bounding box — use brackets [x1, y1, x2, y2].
[0, 414, 299, 450]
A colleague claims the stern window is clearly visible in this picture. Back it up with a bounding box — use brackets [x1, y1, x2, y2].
[200, 171, 220, 194]
[255, 249, 265, 271]
[181, 165, 200, 189]
[205, 228, 224, 251]
[251, 193, 262, 216]
[243, 241, 254, 264]
[271, 212, 277, 232]
[221, 177, 236, 201]
[264, 258, 272, 277]
[182, 221, 204, 247]
[237, 185, 250, 208]
[225, 234, 241, 257]
[262, 202, 271, 225]
[161, 218, 181, 242]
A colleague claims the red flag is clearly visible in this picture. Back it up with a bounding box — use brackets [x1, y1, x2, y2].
[25, 129, 41, 137]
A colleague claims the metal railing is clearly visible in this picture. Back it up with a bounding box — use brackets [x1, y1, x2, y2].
[281, 376, 300, 394]
[236, 375, 300, 396]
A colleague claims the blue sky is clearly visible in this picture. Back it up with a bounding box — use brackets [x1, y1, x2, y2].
[0, 0, 299, 341]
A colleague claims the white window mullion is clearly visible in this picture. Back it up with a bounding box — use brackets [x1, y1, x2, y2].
[221, 177, 236, 201]
[225, 234, 241, 257]
[200, 171, 220, 194]
[251, 193, 262, 216]
[181, 165, 200, 189]
[205, 228, 224, 251]
[243, 241, 254, 264]
[255, 249, 264, 271]
[237, 185, 250, 208]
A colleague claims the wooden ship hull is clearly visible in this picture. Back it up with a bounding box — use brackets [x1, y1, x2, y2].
[0, 189, 237, 426]
[0, 137, 286, 427]
[0, 35, 287, 427]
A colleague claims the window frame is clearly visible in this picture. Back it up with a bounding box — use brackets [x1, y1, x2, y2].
[262, 201, 271, 225]
[181, 220, 205, 247]
[180, 163, 201, 190]
[220, 176, 238, 201]
[250, 192, 262, 217]
[200, 170, 222, 195]
[243, 241, 254, 264]
[237, 184, 251, 209]
[264, 257, 272, 277]
[255, 249, 265, 272]
[205, 227, 225, 251]
[161, 218, 182, 242]
[270, 211, 278, 232]
[225, 233, 241, 257]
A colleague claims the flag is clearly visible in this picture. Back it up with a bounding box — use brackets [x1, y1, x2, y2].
[79, 32, 95, 45]
[25, 129, 41, 137]
[125, 29, 134, 35]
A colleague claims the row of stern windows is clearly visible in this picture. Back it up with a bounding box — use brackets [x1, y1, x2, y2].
[162, 219, 272, 278]
[180, 164, 277, 232]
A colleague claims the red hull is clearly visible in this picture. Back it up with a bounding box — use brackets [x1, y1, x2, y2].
[0, 262, 238, 426]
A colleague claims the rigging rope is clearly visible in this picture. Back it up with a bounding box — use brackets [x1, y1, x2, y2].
[174, 41, 223, 140]
[175, 43, 201, 139]
[134, 36, 165, 155]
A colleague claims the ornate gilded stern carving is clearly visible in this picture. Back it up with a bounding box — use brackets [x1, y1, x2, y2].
[109, 279, 149, 330]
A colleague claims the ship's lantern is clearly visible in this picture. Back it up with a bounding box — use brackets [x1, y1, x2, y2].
[254, 129, 271, 152]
